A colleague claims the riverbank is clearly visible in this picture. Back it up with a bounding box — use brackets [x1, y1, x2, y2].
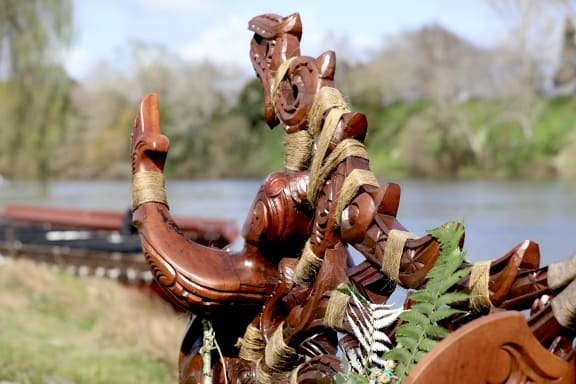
[0, 258, 188, 384]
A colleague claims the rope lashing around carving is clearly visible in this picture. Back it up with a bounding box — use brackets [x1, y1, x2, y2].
[323, 285, 351, 329]
[289, 364, 302, 384]
[272, 57, 297, 104]
[308, 86, 350, 136]
[307, 139, 370, 207]
[551, 278, 576, 329]
[255, 358, 272, 384]
[307, 87, 350, 206]
[284, 130, 313, 171]
[236, 324, 266, 362]
[469, 260, 492, 311]
[131, 171, 168, 210]
[334, 169, 379, 226]
[292, 86, 374, 287]
[264, 322, 303, 373]
[381, 229, 419, 283]
[293, 239, 323, 288]
[548, 253, 576, 291]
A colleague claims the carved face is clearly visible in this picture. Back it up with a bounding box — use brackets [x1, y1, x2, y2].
[249, 13, 338, 134]
[273, 52, 336, 133]
[248, 13, 302, 128]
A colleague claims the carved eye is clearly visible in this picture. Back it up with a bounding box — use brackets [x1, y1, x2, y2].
[292, 84, 299, 100]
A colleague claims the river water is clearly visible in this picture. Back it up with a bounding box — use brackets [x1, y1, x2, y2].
[1, 178, 575, 265]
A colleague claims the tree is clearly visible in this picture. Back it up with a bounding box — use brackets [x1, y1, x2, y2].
[554, 17, 576, 92]
[0, 0, 73, 179]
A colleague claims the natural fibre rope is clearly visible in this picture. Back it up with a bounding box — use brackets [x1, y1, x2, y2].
[382, 229, 419, 283]
[272, 57, 297, 104]
[292, 145, 373, 287]
[284, 130, 313, 172]
[307, 88, 350, 206]
[552, 278, 576, 329]
[236, 324, 265, 362]
[264, 322, 302, 373]
[289, 364, 302, 384]
[131, 171, 168, 210]
[293, 239, 323, 288]
[292, 87, 374, 288]
[323, 286, 351, 329]
[307, 138, 369, 207]
[469, 260, 492, 311]
[334, 169, 379, 225]
[548, 253, 576, 291]
[255, 359, 272, 384]
[308, 86, 350, 136]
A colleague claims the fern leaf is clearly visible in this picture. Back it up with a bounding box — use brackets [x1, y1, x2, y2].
[396, 336, 419, 350]
[427, 272, 465, 294]
[346, 311, 371, 354]
[346, 348, 364, 373]
[426, 254, 461, 280]
[413, 350, 428, 363]
[372, 330, 393, 345]
[409, 290, 435, 303]
[443, 249, 467, 274]
[411, 302, 435, 315]
[429, 307, 467, 323]
[384, 347, 411, 364]
[371, 305, 403, 328]
[402, 361, 416, 378]
[371, 340, 392, 353]
[418, 338, 437, 353]
[436, 292, 470, 306]
[395, 324, 422, 340]
[455, 266, 473, 279]
[399, 310, 430, 327]
[424, 324, 450, 338]
[427, 223, 464, 251]
[369, 353, 388, 367]
[373, 312, 401, 329]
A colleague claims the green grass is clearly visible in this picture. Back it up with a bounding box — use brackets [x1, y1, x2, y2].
[0, 259, 188, 384]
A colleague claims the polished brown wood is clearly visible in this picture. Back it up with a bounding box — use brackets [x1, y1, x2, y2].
[405, 311, 575, 384]
[131, 12, 576, 384]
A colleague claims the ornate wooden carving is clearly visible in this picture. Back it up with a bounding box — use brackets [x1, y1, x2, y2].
[404, 311, 575, 384]
[130, 12, 576, 384]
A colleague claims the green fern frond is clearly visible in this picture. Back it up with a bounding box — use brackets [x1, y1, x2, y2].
[424, 324, 451, 339]
[410, 302, 434, 316]
[396, 336, 419, 350]
[385, 347, 411, 364]
[395, 325, 421, 340]
[384, 221, 471, 382]
[408, 290, 434, 303]
[436, 292, 470, 306]
[429, 307, 466, 323]
[417, 338, 437, 353]
[398, 310, 430, 327]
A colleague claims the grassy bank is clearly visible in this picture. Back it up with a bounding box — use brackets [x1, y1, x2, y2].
[0, 259, 188, 384]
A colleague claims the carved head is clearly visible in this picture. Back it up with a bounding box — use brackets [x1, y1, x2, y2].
[249, 13, 337, 134]
[248, 13, 302, 128]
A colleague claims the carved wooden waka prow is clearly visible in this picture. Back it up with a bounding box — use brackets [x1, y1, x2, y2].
[130, 12, 576, 384]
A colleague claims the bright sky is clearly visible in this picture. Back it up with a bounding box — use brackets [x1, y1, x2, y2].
[67, 0, 508, 80]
